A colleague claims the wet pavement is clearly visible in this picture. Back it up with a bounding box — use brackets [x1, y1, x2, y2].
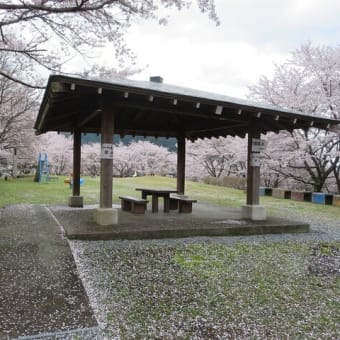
[0, 205, 98, 339]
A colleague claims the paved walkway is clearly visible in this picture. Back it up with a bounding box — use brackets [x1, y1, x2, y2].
[0, 205, 98, 339]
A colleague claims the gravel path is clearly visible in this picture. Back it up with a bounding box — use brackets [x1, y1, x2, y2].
[68, 205, 340, 338]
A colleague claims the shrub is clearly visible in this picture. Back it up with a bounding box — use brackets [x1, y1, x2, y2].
[203, 176, 246, 190]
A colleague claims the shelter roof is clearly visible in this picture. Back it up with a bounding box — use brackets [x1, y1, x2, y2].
[35, 75, 340, 140]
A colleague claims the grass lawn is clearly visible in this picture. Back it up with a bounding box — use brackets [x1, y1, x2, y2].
[0, 175, 246, 208]
[1, 175, 340, 223]
[1, 175, 340, 338]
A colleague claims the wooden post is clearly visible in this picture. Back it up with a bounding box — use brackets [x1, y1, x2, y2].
[100, 105, 114, 208]
[72, 129, 81, 197]
[68, 129, 83, 207]
[242, 121, 266, 220]
[246, 123, 261, 205]
[94, 102, 118, 225]
[177, 135, 186, 194]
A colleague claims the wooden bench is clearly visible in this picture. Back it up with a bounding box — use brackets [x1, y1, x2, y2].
[170, 194, 197, 213]
[170, 194, 187, 210]
[119, 196, 149, 214]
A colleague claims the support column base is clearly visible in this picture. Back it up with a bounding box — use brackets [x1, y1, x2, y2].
[241, 205, 266, 221]
[94, 208, 119, 225]
[68, 196, 84, 208]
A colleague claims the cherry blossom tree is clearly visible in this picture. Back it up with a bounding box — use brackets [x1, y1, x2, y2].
[35, 132, 73, 175]
[0, 56, 38, 147]
[38, 139, 176, 178]
[112, 140, 175, 177]
[130, 140, 175, 176]
[186, 136, 247, 178]
[81, 142, 101, 176]
[112, 142, 136, 177]
[0, 148, 11, 173]
[249, 43, 340, 193]
[334, 155, 340, 193]
[0, 54, 39, 175]
[0, 0, 219, 88]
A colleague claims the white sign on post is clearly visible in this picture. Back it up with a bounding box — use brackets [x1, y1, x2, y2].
[250, 153, 262, 167]
[252, 138, 267, 152]
[101, 143, 113, 159]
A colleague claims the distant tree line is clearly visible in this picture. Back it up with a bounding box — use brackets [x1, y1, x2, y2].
[82, 134, 177, 152]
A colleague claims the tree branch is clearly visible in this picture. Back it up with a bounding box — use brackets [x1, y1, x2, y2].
[0, 71, 45, 89]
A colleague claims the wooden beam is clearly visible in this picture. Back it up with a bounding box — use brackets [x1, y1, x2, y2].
[187, 123, 247, 135]
[329, 124, 340, 133]
[115, 100, 244, 123]
[44, 122, 72, 132]
[77, 109, 101, 128]
[51, 81, 69, 93]
[260, 116, 290, 134]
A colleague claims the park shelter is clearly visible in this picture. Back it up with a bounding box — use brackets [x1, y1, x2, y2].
[34, 75, 340, 224]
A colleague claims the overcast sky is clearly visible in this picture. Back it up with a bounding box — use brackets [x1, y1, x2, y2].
[104, 0, 338, 99]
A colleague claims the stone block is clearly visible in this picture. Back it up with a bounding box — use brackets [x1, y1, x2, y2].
[68, 196, 84, 208]
[94, 208, 119, 225]
[241, 205, 266, 221]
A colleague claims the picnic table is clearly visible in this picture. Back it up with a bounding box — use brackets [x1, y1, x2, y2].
[136, 187, 178, 213]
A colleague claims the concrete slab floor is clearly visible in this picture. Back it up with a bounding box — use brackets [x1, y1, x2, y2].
[49, 202, 310, 241]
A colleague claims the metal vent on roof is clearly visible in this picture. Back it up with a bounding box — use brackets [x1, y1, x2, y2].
[149, 76, 163, 83]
